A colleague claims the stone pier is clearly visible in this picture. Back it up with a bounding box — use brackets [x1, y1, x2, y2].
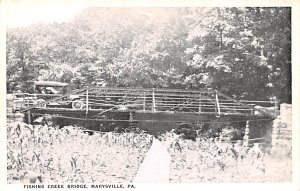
[271, 103, 292, 156]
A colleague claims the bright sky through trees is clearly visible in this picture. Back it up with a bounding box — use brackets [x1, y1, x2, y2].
[5, 0, 88, 28]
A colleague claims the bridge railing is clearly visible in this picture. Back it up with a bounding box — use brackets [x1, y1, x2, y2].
[216, 92, 277, 118]
[85, 88, 217, 113]
[17, 87, 277, 118]
[84, 88, 277, 117]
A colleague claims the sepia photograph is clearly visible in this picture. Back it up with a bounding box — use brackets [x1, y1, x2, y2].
[1, 0, 299, 190]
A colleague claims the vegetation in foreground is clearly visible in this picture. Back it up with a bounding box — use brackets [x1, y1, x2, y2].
[7, 121, 291, 183]
[160, 132, 292, 182]
[7, 122, 152, 183]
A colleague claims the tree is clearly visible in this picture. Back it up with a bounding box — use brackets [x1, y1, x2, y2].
[6, 7, 291, 104]
[182, 7, 291, 103]
[7, 30, 40, 92]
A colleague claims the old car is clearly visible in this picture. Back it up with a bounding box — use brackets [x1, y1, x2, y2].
[12, 81, 83, 112]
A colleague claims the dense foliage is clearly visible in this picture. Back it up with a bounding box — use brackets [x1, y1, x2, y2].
[6, 7, 291, 103]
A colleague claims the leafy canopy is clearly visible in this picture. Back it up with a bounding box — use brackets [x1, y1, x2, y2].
[6, 7, 291, 103]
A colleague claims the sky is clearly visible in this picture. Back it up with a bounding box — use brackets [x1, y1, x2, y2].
[3, 0, 185, 29]
[4, 0, 90, 28]
[4, 0, 295, 28]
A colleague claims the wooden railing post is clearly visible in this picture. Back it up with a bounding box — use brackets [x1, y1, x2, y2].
[215, 91, 221, 117]
[86, 87, 89, 115]
[143, 92, 146, 111]
[274, 99, 278, 116]
[152, 88, 156, 113]
[198, 93, 202, 114]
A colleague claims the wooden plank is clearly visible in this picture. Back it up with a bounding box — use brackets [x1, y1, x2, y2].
[218, 104, 252, 108]
[88, 86, 215, 94]
[88, 91, 206, 98]
[134, 138, 171, 183]
[220, 108, 252, 111]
